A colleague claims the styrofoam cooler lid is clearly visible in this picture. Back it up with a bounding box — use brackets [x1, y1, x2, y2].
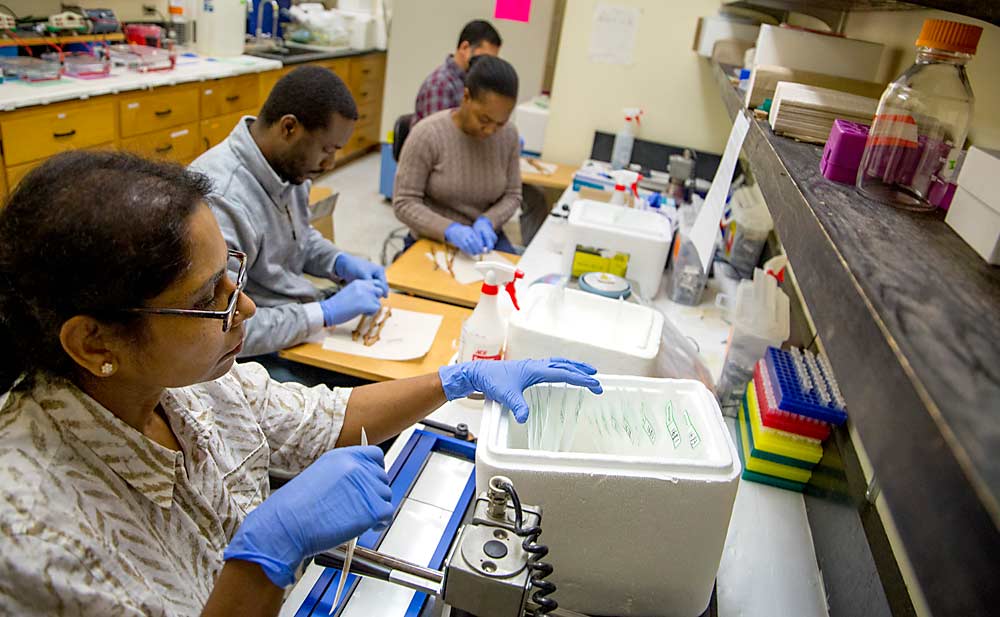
[568, 199, 673, 240]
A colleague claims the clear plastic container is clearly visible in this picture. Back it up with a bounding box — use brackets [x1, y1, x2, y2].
[715, 259, 790, 410]
[856, 19, 982, 211]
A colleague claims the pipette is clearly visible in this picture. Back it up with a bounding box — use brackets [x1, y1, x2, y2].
[330, 427, 368, 614]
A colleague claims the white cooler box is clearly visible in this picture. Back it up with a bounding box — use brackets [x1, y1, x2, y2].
[563, 200, 673, 300]
[505, 284, 663, 376]
[477, 376, 741, 617]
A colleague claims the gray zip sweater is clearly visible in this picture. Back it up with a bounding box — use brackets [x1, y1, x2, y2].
[190, 117, 336, 357]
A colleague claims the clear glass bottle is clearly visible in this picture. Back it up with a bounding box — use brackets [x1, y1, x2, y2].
[856, 19, 982, 211]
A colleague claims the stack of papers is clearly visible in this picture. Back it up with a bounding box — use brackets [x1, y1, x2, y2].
[768, 82, 877, 144]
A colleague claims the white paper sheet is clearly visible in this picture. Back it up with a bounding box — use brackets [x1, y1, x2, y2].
[588, 4, 641, 65]
[320, 309, 443, 360]
[690, 112, 751, 274]
[424, 250, 513, 285]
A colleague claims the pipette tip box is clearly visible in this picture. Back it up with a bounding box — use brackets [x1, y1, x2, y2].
[764, 346, 847, 425]
[755, 360, 832, 440]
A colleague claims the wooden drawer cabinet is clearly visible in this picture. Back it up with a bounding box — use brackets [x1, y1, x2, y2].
[5, 141, 114, 189]
[201, 74, 260, 119]
[322, 58, 351, 84]
[1, 100, 116, 166]
[120, 85, 199, 138]
[120, 123, 199, 164]
[351, 53, 385, 92]
[356, 100, 379, 129]
[201, 110, 253, 152]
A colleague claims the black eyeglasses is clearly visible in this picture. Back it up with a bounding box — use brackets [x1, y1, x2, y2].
[124, 250, 248, 332]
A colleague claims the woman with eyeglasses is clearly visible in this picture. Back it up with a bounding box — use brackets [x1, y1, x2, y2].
[0, 151, 601, 616]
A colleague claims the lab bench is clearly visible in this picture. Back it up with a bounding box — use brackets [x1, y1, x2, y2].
[0, 49, 385, 197]
[281, 188, 830, 617]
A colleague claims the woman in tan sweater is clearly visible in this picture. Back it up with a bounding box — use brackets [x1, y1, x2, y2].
[393, 55, 522, 256]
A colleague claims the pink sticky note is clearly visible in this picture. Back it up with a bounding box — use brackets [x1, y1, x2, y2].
[495, 0, 531, 22]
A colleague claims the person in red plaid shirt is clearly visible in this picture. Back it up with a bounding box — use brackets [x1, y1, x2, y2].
[414, 20, 502, 123]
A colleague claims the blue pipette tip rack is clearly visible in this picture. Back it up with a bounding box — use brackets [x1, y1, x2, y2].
[764, 347, 848, 426]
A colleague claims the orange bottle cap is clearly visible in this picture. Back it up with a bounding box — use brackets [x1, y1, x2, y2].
[915, 18, 983, 55]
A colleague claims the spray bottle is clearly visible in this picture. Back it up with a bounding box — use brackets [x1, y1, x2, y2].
[611, 107, 643, 170]
[459, 262, 525, 363]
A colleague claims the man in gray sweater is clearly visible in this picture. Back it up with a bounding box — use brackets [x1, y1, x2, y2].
[191, 66, 387, 366]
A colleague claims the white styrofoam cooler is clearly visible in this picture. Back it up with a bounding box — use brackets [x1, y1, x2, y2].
[563, 200, 673, 300]
[505, 284, 663, 376]
[477, 376, 741, 617]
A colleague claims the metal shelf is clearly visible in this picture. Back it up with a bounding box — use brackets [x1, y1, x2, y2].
[726, 0, 999, 27]
[711, 62, 1000, 616]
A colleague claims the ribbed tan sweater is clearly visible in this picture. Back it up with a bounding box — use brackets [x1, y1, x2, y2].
[393, 109, 522, 240]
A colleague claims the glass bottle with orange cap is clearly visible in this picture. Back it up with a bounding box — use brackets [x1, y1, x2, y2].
[856, 18, 983, 211]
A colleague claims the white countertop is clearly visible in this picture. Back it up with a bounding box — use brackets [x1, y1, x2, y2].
[0, 54, 282, 111]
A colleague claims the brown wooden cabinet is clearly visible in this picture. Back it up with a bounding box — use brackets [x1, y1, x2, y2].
[0, 51, 386, 196]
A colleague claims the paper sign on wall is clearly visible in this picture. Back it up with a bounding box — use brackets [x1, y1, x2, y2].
[689, 111, 751, 274]
[495, 0, 531, 23]
[588, 3, 641, 65]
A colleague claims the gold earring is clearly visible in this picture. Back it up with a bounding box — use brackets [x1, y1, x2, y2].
[100, 362, 114, 376]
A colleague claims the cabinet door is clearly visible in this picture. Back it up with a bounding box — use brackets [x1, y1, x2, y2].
[200, 110, 253, 153]
[350, 53, 385, 94]
[201, 74, 260, 119]
[120, 123, 200, 164]
[119, 85, 199, 137]
[2, 100, 115, 166]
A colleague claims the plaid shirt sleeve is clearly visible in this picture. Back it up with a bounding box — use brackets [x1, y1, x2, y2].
[415, 63, 464, 122]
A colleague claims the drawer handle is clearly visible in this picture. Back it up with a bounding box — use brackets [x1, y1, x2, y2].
[155, 144, 174, 154]
[225, 95, 240, 102]
[154, 108, 173, 117]
[53, 129, 77, 138]
[360, 91, 369, 97]
[362, 68, 371, 74]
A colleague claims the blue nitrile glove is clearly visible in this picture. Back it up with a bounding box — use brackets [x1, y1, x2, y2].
[223, 446, 394, 588]
[334, 253, 388, 297]
[472, 216, 498, 252]
[321, 280, 383, 326]
[444, 222, 486, 256]
[439, 358, 603, 423]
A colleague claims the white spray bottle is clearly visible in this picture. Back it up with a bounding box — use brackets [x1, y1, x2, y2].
[459, 262, 524, 363]
[611, 107, 643, 170]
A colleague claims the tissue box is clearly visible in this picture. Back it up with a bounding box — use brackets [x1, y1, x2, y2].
[820, 119, 869, 184]
[477, 376, 740, 617]
[753, 25, 884, 82]
[947, 147, 1000, 264]
[505, 284, 663, 376]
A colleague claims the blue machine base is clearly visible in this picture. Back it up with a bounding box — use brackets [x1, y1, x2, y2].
[295, 430, 477, 617]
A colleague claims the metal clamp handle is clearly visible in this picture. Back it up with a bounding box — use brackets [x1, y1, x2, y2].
[154, 108, 172, 117]
[53, 129, 77, 138]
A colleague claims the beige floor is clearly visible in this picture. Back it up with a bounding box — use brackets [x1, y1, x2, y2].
[313, 151, 407, 265]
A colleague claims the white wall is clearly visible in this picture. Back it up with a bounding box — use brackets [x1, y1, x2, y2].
[844, 9, 1000, 150]
[379, 0, 557, 139]
[542, 0, 731, 165]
